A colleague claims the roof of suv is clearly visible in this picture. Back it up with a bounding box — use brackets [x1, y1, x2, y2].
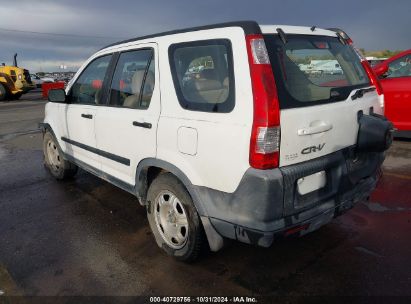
[102, 21, 338, 50]
[103, 21, 261, 49]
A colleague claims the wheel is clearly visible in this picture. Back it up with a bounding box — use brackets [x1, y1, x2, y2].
[11, 92, 22, 100]
[0, 83, 7, 101]
[147, 173, 204, 262]
[43, 131, 78, 180]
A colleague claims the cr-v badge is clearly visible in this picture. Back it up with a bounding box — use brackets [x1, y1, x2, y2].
[301, 143, 325, 155]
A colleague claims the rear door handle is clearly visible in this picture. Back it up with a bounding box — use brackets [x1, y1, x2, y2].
[133, 121, 152, 129]
[298, 122, 333, 136]
[81, 114, 93, 119]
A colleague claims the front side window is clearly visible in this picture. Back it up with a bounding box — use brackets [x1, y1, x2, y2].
[387, 55, 411, 78]
[70, 54, 112, 105]
[264, 35, 370, 109]
[109, 49, 154, 109]
[169, 39, 235, 113]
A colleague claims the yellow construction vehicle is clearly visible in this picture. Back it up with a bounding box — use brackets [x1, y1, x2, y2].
[0, 54, 35, 101]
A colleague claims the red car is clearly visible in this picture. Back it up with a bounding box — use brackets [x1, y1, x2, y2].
[373, 50, 411, 137]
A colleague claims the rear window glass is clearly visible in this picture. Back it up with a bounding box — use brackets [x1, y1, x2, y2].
[264, 34, 370, 109]
[169, 39, 235, 113]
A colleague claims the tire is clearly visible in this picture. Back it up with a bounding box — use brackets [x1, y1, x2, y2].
[43, 131, 78, 180]
[0, 83, 7, 101]
[11, 92, 22, 100]
[147, 173, 204, 262]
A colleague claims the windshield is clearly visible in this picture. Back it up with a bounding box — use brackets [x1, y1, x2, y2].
[263, 34, 370, 109]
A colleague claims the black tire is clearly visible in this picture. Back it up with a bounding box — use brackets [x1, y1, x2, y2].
[147, 173, 204, 262]
[0, 83, 7, 101]
[11, 92, 22, 100]
[43, 131, 78, 180]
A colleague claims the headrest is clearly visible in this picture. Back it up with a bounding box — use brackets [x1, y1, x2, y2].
[131, 70, 155, 95]
[222, 77, 229, 87]
[144, 71, 155, 90]
[91, 79, 103, 89]
[194, 79, 222, 91]
[200, 69, 218, 80]
[131, 70, 146, 94]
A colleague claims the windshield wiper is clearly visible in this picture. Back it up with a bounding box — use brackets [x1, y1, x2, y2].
[351, 87, 376, 100]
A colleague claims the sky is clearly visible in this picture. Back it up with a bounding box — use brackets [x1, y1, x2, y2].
[0, 0, 410, 72]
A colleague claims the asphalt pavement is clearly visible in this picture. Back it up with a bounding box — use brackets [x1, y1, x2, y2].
[0, 91, 410, 300]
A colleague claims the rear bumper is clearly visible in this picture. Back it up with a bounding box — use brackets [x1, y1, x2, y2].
[195, 148, 384, 249]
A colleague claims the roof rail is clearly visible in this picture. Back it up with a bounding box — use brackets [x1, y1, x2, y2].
[102, 20, 261, 50]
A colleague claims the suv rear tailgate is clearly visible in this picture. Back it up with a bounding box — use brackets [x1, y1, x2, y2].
[280, 90, 382, 166]
[263, 33, 383, 167]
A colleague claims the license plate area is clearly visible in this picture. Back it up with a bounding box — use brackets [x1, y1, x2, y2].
[297, 171, 326, 195]
[280, 151, 343, 216]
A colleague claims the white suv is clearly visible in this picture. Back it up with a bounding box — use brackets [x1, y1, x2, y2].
[41, 21, 393, 261]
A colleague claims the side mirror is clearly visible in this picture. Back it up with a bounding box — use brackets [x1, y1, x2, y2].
[48, 89, 66, 103]
[373, 64, 389, 78]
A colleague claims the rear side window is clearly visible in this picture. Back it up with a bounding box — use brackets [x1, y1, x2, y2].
[169, 39, 235, 113]
[109, 49, 155, 109]
[264, 34, 370, 109]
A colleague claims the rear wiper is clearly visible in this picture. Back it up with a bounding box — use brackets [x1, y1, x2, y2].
[351, 87, 376, 100]
[330, 89, 343, 101]
[276, 28, 287, 44]
[335, 32, 347, 45]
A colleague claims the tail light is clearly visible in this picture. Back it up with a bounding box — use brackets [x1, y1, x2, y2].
[246, 34, 280, 169]
[361, 60, 383, 96]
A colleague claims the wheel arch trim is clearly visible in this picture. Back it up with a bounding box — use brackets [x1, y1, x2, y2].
[39, 123, 62, 149]
[136, 158, 224, 251]
[135, 158, 206, 214]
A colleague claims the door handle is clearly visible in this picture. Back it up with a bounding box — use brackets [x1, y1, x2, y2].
[298, 122, 333, 136]
[133, 121, 152, 129]
[81, 114, 93, 119]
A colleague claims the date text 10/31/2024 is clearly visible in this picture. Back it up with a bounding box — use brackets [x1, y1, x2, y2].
[149, 296, 258, 303]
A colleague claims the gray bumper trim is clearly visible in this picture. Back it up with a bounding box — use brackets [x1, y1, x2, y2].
[194, 148, 384, 248]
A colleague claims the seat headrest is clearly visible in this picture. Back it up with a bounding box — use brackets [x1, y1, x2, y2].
[130, 70, 146, 94]
[200, 69, 218, 80]
[131, 70, 155, 95]
[194, 79, 222, 91]
[144, 71, 155, 91]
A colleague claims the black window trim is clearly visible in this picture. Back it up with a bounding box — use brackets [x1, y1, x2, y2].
[67, 53, 114, 106]
[105, 47, 155, 110]
[168, 38, 236, 113]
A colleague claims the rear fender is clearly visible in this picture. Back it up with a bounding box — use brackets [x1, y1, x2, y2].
[135, 158, 225, 252]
